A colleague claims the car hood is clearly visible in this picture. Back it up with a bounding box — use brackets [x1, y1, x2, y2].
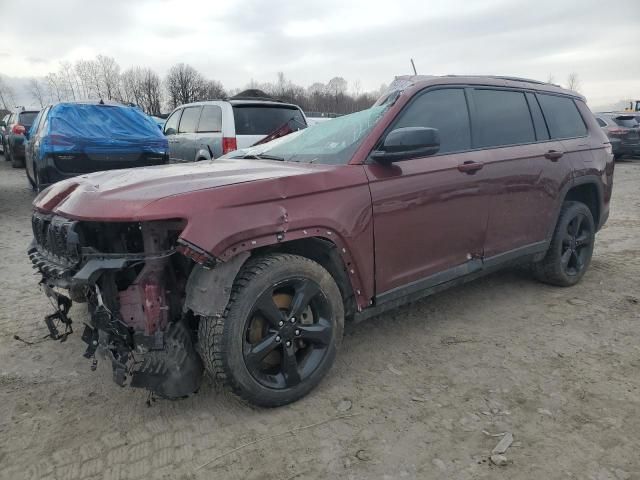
[34, 158, 336, 220]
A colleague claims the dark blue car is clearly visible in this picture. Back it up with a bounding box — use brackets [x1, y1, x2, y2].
[25, 101, 169, 191]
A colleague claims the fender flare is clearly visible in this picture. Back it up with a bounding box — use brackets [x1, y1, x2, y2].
[194, 147, 211, 161]
[213, 227, 370, 310]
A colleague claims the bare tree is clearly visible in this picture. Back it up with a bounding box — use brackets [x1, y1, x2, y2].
[200, 80, 226, 101]
[96, 55, 122, 100]
[0, 76, 16, 110]
[566, 72, 581, 92]
[27, 78, 47, 107]
[165, 63, 207, 109]
[59, 61, 79, 100]
[45, 73, 64, 102]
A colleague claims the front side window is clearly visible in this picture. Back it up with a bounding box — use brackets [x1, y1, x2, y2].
[473, 89, 535, 148]
[178, 107, 202, 134]
[164, 109, 181, 135]
[392, 88, 471, 154]
[537, 94, 587, 139]
[197, 106, 222, 133]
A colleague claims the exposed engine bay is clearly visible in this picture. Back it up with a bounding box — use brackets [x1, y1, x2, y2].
[29, 213, 205, 398]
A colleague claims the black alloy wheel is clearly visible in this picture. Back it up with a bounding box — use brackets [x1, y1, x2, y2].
[243, 278, 334, 390]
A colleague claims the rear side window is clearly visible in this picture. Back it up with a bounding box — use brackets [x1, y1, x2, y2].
[596, 118, 607, 127]
[232, 105, 306, 135]
[164, 109, 181, 134]
[197, 106, 222, 133]
[178, 107, 202, 133]
[613, 116, 639, 128]
[473, 89, 535, 148]
[537, 94, 587, 139]
[19, 111, 39, 127]
[393, 88, 471, 154]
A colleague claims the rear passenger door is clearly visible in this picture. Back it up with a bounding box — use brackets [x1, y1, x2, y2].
[471, 88, 567, 259]
[536, 93, 591, 182]
[176, 106, 202, 162]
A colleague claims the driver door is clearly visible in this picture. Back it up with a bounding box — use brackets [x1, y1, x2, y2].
[364, 87, 490, 296]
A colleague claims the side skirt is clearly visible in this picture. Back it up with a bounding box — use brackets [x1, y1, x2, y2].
[354, 241, 548, 323]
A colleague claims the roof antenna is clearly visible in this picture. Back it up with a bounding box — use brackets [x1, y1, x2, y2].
[410, 58, 418, 75]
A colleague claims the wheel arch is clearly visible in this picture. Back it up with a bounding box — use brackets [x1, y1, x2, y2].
[563, 177, 602, 229]
[183, 234, 362, 321]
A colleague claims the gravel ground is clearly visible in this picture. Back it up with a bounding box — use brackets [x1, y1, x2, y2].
[0, 155, 639, 480]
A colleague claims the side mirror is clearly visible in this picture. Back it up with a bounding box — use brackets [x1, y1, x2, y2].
[371, 127, 440, 163]
[164, 127, 176, 136]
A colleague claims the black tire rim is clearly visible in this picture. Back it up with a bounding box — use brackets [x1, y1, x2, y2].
[242, 277, 333, 390]
[561, 213, 593, 276]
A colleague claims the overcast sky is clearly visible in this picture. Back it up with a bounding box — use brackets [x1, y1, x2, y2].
[1, 0, 639, 108]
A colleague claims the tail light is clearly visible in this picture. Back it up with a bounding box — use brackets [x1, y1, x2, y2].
[222, 137, 237, 154]
[608, 128, 627, 136]
[12, 124, 26, 135]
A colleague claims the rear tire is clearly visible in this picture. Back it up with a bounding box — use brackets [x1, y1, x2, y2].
[198, 253, 344, 407]
[533, 201, 595, 287]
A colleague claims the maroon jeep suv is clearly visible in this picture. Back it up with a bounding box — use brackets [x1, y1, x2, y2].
[29, 75, 614, 406]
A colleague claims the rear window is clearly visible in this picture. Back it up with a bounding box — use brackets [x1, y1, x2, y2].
[19, 111, 39, 127]
[232, 105, 306, 135]
[473, 89, 535, 148]
[537, 94, 587, 139]
[197, 106, 222, 133]
[613, 116, 639, 128]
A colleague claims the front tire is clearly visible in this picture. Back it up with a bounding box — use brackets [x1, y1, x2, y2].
[198, 254, 344, 407]
[533, 201, 595, 287]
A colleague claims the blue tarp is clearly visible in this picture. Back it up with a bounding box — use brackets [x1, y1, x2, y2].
[39, 103, 168, 160]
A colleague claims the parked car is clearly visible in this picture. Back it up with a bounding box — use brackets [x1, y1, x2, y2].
[5, 106, 40, 168]
[163, 98, 307, 162]
[0, 113, 10, 154]
[29, 75, 613, 406]
[594, 113, 640, 159]
[25, 101, 169, 191]
[150, 115, 166, 130]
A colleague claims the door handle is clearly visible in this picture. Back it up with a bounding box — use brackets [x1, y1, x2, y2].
[544, 150, 564, 161]
[457, 161, 484, 174]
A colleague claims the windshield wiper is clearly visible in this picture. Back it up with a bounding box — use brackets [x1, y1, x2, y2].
[243, 153, 285, 161]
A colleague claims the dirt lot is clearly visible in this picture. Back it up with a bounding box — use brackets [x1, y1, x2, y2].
[0, 155, 639, 480]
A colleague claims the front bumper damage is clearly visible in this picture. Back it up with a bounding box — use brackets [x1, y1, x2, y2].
[28, 213, 203, 398]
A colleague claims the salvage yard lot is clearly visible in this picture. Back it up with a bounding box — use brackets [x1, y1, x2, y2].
[0, 156, 639, 480]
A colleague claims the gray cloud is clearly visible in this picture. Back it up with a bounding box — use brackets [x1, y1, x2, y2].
[2, 0, 639, 107]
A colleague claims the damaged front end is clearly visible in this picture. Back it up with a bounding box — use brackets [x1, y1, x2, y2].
[29, 214, 204, 398]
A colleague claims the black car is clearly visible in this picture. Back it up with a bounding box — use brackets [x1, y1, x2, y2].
[5, 107, 40, 168]
[594, 113, 640, 159]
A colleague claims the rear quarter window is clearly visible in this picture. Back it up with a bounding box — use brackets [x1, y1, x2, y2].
[232, 105, 306, 135]
[536, 94, 587, 139]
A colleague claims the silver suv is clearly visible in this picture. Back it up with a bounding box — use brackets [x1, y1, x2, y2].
[163, 98, 307, 162]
